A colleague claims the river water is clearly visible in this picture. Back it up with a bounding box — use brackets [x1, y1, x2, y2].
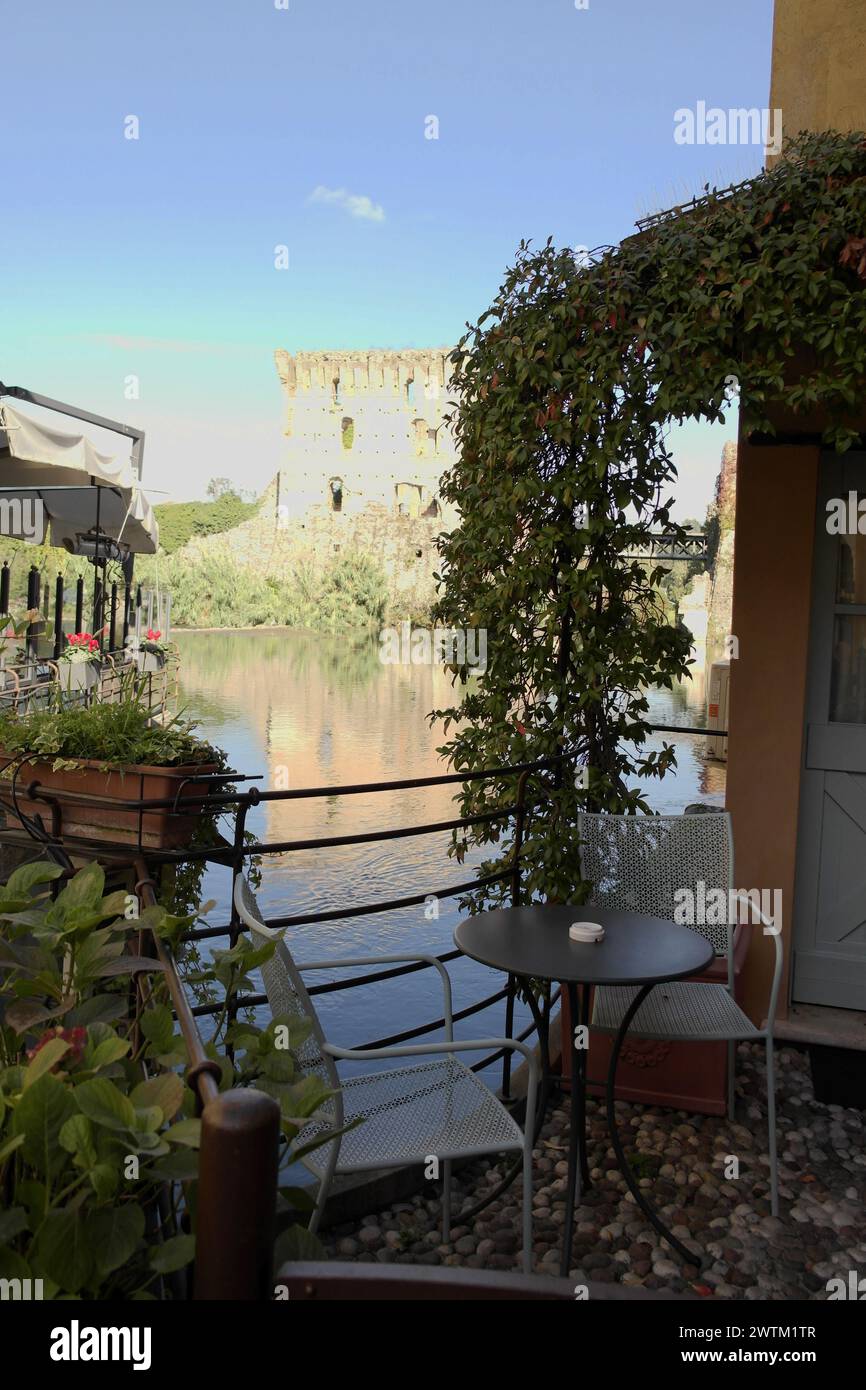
[174, 628, 725, 1079]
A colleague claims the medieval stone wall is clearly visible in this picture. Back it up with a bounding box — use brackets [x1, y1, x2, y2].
[180, 473, 442, 619]
[707, 440, 737, 659]
[273, 347, 459, 527]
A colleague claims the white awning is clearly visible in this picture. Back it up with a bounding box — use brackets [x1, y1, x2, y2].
[0, 401, 159, 554]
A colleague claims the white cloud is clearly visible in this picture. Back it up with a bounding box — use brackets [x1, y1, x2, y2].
[308, 185, 385, 222]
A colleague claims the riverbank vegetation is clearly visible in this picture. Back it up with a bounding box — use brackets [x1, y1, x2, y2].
[136, 548, 389, 632]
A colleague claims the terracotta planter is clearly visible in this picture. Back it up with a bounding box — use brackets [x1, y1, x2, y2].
[559, 928, 752, 1117]
[0, 756, 219, 849]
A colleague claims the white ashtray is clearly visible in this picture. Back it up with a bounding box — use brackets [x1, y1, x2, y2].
[569, 921, 605, 944]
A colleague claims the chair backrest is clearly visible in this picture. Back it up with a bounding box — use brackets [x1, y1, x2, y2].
[233, 876, 342, 1111]
[577, 811, 734, 957]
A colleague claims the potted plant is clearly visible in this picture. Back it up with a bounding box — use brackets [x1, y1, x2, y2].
[134, 627, 172, 675]
[59, 629, 103, 698]
[0, 692, 228, 849]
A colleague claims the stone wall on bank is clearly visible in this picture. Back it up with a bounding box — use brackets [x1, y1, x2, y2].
[174, 473, 443, 620]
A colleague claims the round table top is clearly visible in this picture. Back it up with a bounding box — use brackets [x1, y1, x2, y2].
[454, 903, 715, 986]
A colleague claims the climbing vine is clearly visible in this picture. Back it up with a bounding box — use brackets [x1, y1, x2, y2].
[431, 130, 866, 908]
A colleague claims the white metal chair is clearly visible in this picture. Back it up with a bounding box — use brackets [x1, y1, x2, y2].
[233, 875, 538, 1273]
[578, 812, 782, 1215]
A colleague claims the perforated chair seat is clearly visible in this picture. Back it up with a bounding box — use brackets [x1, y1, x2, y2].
[592, 980, 761, 1042]
[298, 1056, 524, 1175]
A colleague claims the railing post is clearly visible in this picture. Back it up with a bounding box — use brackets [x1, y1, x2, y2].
[502, 768, 530, 1100]
[122, 583, 132, 648]
[0, 561, 9, 614]
[109, 582, 118, 652]
[74, 575, 84, 633]
[26, 566, 40, 661]
[194, 1089, 280, 1301]
[53, 573, 64, 659]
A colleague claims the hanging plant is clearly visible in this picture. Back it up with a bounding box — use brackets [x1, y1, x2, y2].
[431, 129, 866, 909]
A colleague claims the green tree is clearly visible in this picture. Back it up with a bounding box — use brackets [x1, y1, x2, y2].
[431, 130, 866, 908]
[206, 477, 233, 500]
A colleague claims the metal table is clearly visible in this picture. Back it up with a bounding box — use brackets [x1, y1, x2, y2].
[455, 904, 714, 1275]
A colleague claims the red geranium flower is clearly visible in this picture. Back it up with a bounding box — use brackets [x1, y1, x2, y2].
[26, 1025, 87, 1068]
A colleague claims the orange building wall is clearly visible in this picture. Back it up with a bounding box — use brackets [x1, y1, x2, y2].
[726, 439, 819, 1022]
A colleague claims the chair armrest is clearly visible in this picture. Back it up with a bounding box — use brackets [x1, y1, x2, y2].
[233, 878, 456, 1038]
[322, 1037, 539, 1126]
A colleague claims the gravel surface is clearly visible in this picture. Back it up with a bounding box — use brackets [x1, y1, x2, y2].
[321, 1042, 866, 1298]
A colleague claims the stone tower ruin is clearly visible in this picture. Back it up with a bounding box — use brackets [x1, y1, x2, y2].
[273, 348, 459, 525]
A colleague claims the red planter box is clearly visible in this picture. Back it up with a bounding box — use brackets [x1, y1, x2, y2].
[559, 927, 751, 1117]
[0, 756, 218, 850]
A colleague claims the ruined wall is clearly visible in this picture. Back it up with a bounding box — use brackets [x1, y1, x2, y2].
[273, 347, 460, 528]
[179, 474, 442, 620]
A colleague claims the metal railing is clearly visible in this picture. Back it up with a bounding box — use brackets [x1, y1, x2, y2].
[0, 728, 728, 1296]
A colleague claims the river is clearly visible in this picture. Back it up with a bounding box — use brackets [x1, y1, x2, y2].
[174, 628, 725, 1079]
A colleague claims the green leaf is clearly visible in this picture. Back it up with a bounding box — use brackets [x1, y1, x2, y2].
[88, 1205, 145, 1281]
[164, 1118, 201, 1149]
[5, 996, 73, 1035]
[89, 1163, 120, 1200]
[54, 862, 105, 915]
[0, 1206, 29, 1242]
[273, 1223, 325, 1267]
[149, 1233, 195, 1274]
[3, 861, 63, 898]
[32, 1208, 93, 1294]
[130, 1072, 184, 1122]
[147, 1148, 199, 1182]
[66, 994, 128, 1028]
[96, 955, 166, 978]
[23, 1036, 71, 1088]
[0, 1246, 33, 1284]
[12, 1073, 77, 1178]
[89, 1035, 132, 1069]
[73, 1077, 137, 1132]
[140, 1004, 175, 1054]
[59, 1113, 97, 1166]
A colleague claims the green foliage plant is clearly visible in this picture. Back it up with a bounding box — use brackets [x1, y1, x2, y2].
[432, 130, 866, 910]
[0, 860, 348, 1296]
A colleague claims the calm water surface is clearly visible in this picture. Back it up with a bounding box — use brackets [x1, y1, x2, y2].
[174, 629, 725, 1077]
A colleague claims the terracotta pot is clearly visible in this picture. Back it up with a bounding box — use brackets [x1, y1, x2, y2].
[0, 755, 220, 849]
[559, 930, 752, 1117]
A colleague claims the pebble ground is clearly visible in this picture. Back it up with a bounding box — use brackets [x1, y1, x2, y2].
[321, 1043, 866, 1298]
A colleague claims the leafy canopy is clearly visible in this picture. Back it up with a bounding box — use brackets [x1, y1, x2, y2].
[432, 130, 866, 907]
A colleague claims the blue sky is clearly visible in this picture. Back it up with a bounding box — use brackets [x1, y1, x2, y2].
[2, 0, 774, 510]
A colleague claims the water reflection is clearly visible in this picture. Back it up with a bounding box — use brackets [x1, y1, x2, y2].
[174, 630, 725, 1076]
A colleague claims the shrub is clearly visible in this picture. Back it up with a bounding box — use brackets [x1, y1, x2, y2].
[153, 493, 258, 556]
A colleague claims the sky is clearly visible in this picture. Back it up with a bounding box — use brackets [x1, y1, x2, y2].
[2, 0, 776, 514]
